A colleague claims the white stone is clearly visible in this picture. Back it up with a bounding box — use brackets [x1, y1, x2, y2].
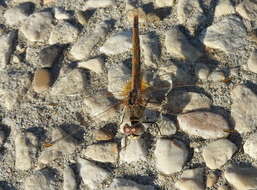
[38, 150, 62, 164]
[20, 12, 53, 42]
[70, 20, 112, 60]
[54, 7, 71, 20]
[63, 165, 76, 190]
[78, 158, 110, 190]
[119, 137, 147, 163]
[83, 0, 115, 9]
[83, 142, 118, 163]
[202, 16, 247, 54]
[154, 139, 188, 175]
[208, 71, 225, 82]
[100, 31, 132, 55]
[77, 57, 105, 74]
[214, 0, 235, 17]
[153, 116, 176, 137]
[0, 31, 16, 70]
[247, 49, 257, 73]
[202, 139, 237, 169]
[195, 63, 210, 80]
[165, 27, 202, 61]
[224, 166, 257, 190]
[104, 178, 155, 190]
[175, 168, 205, 190]
[155, 0, 175, 7]
[244, 133, 257, 159]
[236, 0, 257, 21]
[49, 21, 79, 44]
[177, 111, 230, 139]
[231, 85, 257, 133]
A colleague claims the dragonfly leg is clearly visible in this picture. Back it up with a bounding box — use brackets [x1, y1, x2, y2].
[119, 106, 126, 125]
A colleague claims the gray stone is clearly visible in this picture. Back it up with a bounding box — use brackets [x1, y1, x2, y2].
[236, 0, 257, 21]
[100, 31, 132, 55]
[202, 16, 247, 54]
[54, 7, 71, 20]
[155, 0, 175, 7]
[83, 0, 115, 9]
[154, 139, 188, 175]
[83, 142, 119, 163]
[231, 85, 257, 133]
[0, 31, 16, 70]
[165, 27, 202, 61]
[244, 133, 257, 160]
[63, 165, 76, 190]
[202, 139, 237, 169]
[214, 0, 235, 17]
[177, 111, 230, 139]
[78, 158, 110, 190]
[49, 21, 79, 44]
[224, 166, 257, 190]
[77, 57, 105, 74]
[20, 12, 53, 42]
[39, 45, 61, 68]
[175, 168, 205, 190]
[247, 49, 257, 73]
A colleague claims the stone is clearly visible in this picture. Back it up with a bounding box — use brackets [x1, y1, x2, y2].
[11, 0, 40, 6]
[54, 7, 71, 20]
[231, 85, 257, 133]
[77, 57, 105, 74]
[63, 165, 76, 190]
[75, 10, 90, 25]
[202, 139, 237, 169]
[224, 166, 257, 190]
[100, 31, 132, 55]
[195, 63, 210, 80]
[78, 158, 110, 190]
[206, 173, 218, 188]
[38, 150, 62, 164]
[119, 137, 147, 163]
[165, 27, 202, 61]
[50, 69, 85, 96]
[244, 133, 257, 160]
[177, 0, 206, 33]
[152, 116, 176, 137]
[49, 21, 79, 44]
[32, 69, 52, 93]
[166, 91, 212, 114]
[218, 185, 230, 190]
[20, 11, 53, 42]
[70, 20, 112, 60]
[214, 0, 235, 17]
[177, 111, 230, 139]
[208, 71, 225, 82]
[0, 89, 19, 110]
[104, 178, 155, 190]
[83, 0, 115, 9]
[83, 142, 118, 163]
[0, 31, 16, 70]
[155, 0, 175, 7]
[140, 33, 160, 67]
[4, 3, 33, 26]
[202, 16, 247, 54]
[175, 168, 205, 190]
[236, 0, 257, 21]
[39, 45, 61, 68]
[93, 128, 115, 141]
[247, 49, 257, 73]
[125, 0, 137, 11]
[154, 139, 188, 175]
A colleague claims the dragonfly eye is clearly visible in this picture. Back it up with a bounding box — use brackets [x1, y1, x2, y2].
[124, 124, 131, 134]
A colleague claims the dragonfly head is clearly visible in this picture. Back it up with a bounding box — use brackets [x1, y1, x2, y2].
[123, 123, 144, 137]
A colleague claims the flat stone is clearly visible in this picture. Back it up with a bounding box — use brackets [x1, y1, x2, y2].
[49, 21, 79, 44]
[93, 128, 115, 141]
[208, 71, 225, 82]
[166, 91, 212, 114]
[119, 137, 147, 163]
[63, 165, 76, 190]
[83, 142, 118, 163]
[202, 139, 237, 169]
[50, 69, 85, 96]
[20, 11, 53, 42]
[83, 0, 115, 9]
[54, 7, 71, 20]
[206, 173, 218, 188]
[100, 31, 132, 55]
[202, 16, 247, 54]
[70, 20, 112, 60]
[4, 3, 33, 26]
[32, 69, 51, 93]
[247, 49, 257, 73]
[140, 33, 160, 67]
[104, 178, 155, 190]
[165, 27, 202, 61]
[38, 150, 62, 164]
[231, 85, 257, 133]
[154, 139, 188, 175]
[0, 31, 16, 70]
[244, 133, 257, 159]
[177, 111, 230, 139]
[175, 168, 205, 190]
[39, 45, 61, 68]
[236, 0, 257, 21]
[78, 158, 111, 190]
[214, 0, 235, 17]
[77, 57, 105, 74]
[155, 0, 175, 7]
[177, 0, 206, 33]
[224, 166, 257, 190]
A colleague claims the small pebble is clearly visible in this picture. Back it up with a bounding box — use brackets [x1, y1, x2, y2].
[54, 7, 71, 20]
[83, 0, 115, 9]
[247, 49, 257, 73]
[77, 57, 105, 74]
[75, 10, 90, 25]
[206, 173, 218, 188]
[195, 63, 210, 80]
[214, 0, 235, 17]
[32, 69, 51, 93]
[244, 133, 257, 159]
[208, 71, 225, 82]
[63, 165, 76, 190]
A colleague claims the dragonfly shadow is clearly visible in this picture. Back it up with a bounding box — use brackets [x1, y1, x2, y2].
[59, 123, 85, 144]
[0, 181, 16, 190]
[142, 2, 172, 20]
[26, 127, 47, 142]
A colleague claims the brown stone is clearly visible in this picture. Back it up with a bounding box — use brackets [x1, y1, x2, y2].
[32, 69, 51, 93]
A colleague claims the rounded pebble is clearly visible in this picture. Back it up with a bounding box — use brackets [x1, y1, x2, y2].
[32, 69, 51, 93]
